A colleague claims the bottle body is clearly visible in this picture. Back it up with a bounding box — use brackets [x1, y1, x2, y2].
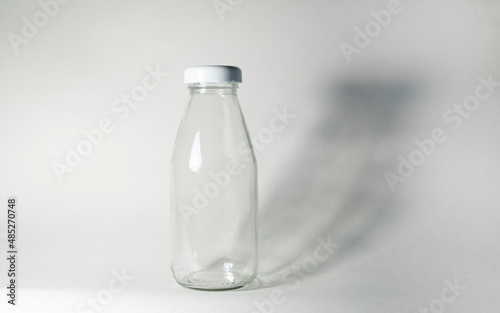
[170, 82, 258, 290]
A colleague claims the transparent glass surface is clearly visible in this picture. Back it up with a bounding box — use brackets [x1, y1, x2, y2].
[170, 83, 258, 290]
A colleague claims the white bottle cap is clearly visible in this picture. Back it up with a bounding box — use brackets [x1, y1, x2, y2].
[184, 65, 242, 84]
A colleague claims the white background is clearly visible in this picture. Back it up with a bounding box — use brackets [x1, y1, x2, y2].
[0, 0, 499, 312]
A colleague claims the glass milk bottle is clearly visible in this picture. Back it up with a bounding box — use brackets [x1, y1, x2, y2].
[170, 65, 258, 290]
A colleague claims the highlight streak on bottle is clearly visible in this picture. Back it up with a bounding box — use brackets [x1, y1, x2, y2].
[189, 131, 202, 172]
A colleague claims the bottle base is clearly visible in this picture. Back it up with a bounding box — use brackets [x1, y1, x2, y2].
[176, 270, 256, 291]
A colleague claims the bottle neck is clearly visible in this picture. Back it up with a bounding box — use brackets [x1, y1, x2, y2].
[188, 83, 239, 95]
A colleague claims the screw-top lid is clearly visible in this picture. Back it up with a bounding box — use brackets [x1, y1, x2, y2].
[184, 65, 242, 84]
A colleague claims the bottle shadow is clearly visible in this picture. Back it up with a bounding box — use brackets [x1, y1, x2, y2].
[251, 74, 423, 289]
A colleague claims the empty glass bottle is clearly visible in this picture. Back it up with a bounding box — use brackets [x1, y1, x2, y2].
[170, 65, 258, 290]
